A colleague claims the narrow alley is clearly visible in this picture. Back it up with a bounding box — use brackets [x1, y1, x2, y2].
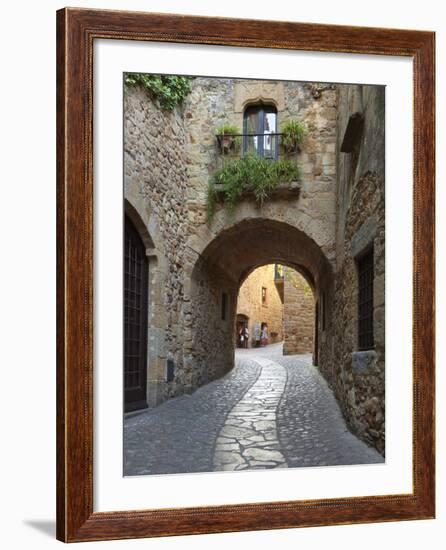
[124, 343, 383, 475]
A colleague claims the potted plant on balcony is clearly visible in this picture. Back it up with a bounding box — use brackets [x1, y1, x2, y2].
[280, 120, 307, 153]
[215, 123, 241, 153]
[207, 155, 301, 220]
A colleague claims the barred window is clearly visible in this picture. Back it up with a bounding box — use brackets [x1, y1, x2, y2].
[221, 292, 228, 321]
[357, 247, 374, 350]
[321, 292, 326, 331]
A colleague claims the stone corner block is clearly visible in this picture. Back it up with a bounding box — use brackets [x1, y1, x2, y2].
[350, 216, 378, 258]
[351, 350, 377, 374]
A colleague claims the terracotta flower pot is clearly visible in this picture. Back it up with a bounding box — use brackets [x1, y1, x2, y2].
[219, 134, 235, 153]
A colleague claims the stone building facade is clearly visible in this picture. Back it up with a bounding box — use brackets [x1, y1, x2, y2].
[236, 264, 314, 353]
[331, 85, 385, 453]
[123, 76, 385, 454]
[283, 269, 315, 355]
[236, 264, 284, 346]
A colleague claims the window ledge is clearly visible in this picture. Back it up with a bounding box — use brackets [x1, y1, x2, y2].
[212, 181, 301, 200]
[352, 350, 377, 374]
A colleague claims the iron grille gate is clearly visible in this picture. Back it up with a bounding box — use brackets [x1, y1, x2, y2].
[124, 215, 148, 412]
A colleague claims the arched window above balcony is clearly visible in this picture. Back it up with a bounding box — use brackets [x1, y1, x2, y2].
[243, 104, 277, 160]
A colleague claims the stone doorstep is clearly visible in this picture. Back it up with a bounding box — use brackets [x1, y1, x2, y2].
[124, 408, 148, 420]
[212, 181, 301, 200]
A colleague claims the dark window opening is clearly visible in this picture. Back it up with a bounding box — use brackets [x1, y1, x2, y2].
[314, 301, 319, 366]
[262, 286, 267, 304]
[243, 104, 278, 159]
[321, 292, 326, 331]
[166, 359, 175, 383]
[357, 247, 374, 350]
[221, 292, 228, 321]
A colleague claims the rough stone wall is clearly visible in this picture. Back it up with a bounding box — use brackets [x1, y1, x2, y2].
[182, 78, 236, 227]
[123, 77, 342, 409]
[236, 264, 284, 346]
[331, 85, 385, 454]
[183, 78, 338, 266]
[124, 85, 190, 406]
[283, 270, 315, 354]
[124, 77, 385, 458]
[183, 257, 237, 391]
[182, 78, 338, 396]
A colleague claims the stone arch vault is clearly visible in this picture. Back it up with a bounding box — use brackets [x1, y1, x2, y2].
[182, 218, 334, 393]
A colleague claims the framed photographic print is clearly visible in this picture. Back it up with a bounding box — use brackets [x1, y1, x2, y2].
[56, 8, 435, 542]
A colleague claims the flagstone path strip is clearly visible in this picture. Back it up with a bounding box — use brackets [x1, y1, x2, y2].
[213, 358, 288, 470]
[124, 357, 261, 475]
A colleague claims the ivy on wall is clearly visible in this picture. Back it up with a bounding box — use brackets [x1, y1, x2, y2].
[124, 73, 192, 110]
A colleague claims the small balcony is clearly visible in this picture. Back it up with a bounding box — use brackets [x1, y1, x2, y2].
[209, 133, 301, 208]
[215, 133, 300, 167]
[207, 131, 301, 220]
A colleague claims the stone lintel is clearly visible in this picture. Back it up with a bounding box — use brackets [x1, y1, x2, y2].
[234, 81, 285, 113]
[350, 216, 377, 258]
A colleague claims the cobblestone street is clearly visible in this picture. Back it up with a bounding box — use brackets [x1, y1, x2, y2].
[124, 343, 383, 475]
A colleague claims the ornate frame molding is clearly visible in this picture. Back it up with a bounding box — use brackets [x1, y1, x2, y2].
[57, 8, 435, 542]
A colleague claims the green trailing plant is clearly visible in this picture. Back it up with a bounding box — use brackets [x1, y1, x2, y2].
[280, 120, 307, 151]
[124, 73, 192, 110]
[215, 123, 241, 136]
[207, 155, 301, 220]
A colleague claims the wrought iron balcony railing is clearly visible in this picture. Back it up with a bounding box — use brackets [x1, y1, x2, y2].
[216, 133, 299, 167]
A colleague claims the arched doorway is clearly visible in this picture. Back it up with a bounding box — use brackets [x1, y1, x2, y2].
[236, 313, 249, 348]
[124, 214, 149, 412]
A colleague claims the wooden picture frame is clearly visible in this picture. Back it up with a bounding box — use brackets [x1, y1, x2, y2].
[56, 7, 435, 542]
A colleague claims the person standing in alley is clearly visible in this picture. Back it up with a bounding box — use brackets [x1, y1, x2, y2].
[254, 322, 261, 347]
[244, 325, 249, 348]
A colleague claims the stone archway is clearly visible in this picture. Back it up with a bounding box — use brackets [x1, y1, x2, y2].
[183, 218, 334, 394]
